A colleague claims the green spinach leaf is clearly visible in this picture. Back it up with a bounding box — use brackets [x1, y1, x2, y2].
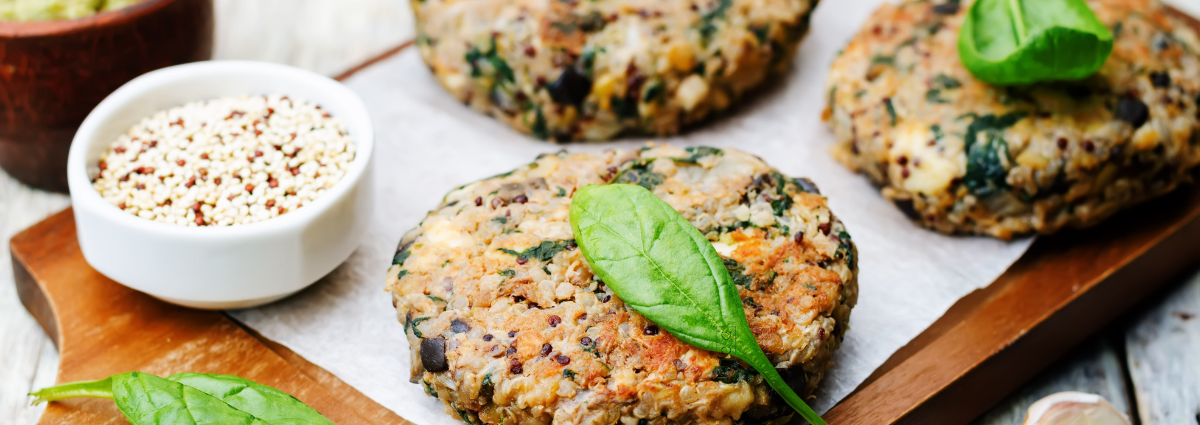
[30, 372, 333, 425]
[498, 239, 575, 262]
[697, 0, 732, 43]
[613, 160, 666, 190]
[723, 258, 755, 288]
[569, 184, 828, 425]
[685, 146, 723, 162]
[531, 108, 549, 140]
[963, 112, 1026, 197]
[167, 373, 333, 424]
[710, 358, 759, 384]
[465, 38, 515, 84]
[958, 0, 1113, 85]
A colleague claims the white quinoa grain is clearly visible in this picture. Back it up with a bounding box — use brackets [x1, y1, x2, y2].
[92, 95, 356, 227]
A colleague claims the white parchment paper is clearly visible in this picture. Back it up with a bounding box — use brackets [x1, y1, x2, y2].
[230, 0, 1034, 421]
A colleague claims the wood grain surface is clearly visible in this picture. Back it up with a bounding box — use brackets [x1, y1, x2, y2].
[12, 209, 408, 425]
[11, 172, 1199, 425]
[1125, 271, 1200, 424]
[970, 334, 1134, 425]
[3, 2, 1200, 425]
[0, 2, 409, 423]
[823, 182, 1200, 424]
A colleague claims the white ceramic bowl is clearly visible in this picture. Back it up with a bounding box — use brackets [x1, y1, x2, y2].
[67, 61, 374, 310]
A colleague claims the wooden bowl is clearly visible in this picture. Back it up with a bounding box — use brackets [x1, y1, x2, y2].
[0, 0, 213, 193]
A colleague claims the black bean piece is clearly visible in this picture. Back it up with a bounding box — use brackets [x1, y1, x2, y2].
[556, 355, 570, 365]
[781, 367, 808, 393]
[483, 334, 494, 341]
[508, 330, 518, 338]
[451, 319, 470, 333]
[643, 325, 659, 336]
[510, 358, 524, 374]
[1155, 35, 1171, 51]
[1149, 71, 1171, 88]
[548, 315, 561, 327]
[506, 346, 517, 356]
[794, 177, 821, 194]
[893, 198, 922, 221]
[794, 232, 804, 245]
[420, 337, 448, 372]
[580, 337, 593, 346]
[1116, 96, 1150, 128]
[1065, 84, 1092, 100]
[540, 343, 552, 356]
[818, 223, 832, 235]
[548, 66, 592, 106]
[932, 2, 959, 14]
[513, 194, 528, 204]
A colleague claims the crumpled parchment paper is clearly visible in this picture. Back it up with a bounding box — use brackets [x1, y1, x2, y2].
[230, 0, 1034, 421]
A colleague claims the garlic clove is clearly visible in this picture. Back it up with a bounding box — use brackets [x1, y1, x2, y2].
[1023, 392, 1130, 425]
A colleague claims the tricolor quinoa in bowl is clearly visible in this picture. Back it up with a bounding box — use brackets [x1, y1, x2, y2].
[91, 95, 356, 227]
[67, 61, 373, 309]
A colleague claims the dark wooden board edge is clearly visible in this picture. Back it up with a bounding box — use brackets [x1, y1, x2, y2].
[333, 41, 414, 82]
[8, 41, 422, 425]
[825, 184, 1200, 424]
[14, 243, 61, 348]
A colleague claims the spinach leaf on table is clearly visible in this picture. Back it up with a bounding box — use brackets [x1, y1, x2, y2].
[569, 184, 828, 425]
[958, 0, 1113, 85]
[115, 372, 262, 425]
[168, 373, 333, 424]
[29, 371, 334, 425]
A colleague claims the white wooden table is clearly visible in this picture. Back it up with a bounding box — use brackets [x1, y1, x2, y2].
[0, 1, 1196, 424]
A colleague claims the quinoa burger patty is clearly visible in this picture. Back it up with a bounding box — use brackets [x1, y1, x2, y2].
[824, 0, 1200, 239]
[412, 0, 819, 141]
[385, 145, 857, 425]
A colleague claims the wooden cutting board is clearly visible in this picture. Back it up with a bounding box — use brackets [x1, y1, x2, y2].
[14, 11, 1200, 422]
[12, 209, 410, 425]
[16, 183, 1200, 425]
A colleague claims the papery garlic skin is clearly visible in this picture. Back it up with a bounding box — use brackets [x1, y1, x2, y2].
[1024, 391, 1131, 425]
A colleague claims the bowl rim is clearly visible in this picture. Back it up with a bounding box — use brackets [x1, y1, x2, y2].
[67, 60, 375, 240]
[0, 0, 182, 38]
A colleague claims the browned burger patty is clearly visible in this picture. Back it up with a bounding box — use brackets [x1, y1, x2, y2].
[385, 145, 857, 425]
[825, 0, 1200, 239]
[412, 0, 819, 141]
